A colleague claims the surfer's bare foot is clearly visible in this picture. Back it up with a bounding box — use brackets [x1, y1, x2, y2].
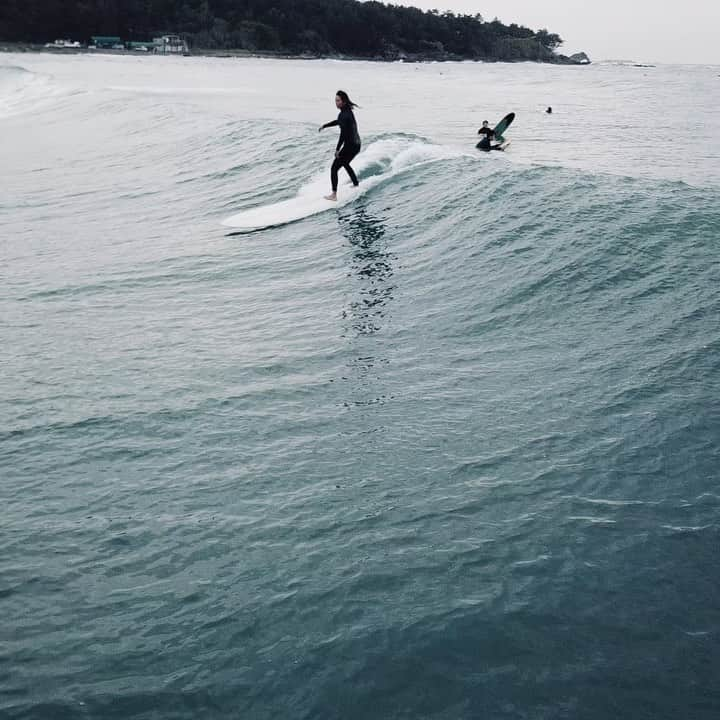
[324, 193, 337, 201]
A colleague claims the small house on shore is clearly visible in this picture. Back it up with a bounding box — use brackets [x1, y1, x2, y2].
[45, 39, 82, 49]
[153, 35, 189, 55]
[91, 36, 122, 50]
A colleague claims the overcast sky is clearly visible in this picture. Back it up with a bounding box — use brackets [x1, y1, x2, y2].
[386, 0, 719, 64]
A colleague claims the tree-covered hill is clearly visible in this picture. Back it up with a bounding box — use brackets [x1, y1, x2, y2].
[0, 0, 572, 62]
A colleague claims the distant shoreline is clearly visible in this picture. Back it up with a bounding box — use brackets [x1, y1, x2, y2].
[0, 42, 589, 65]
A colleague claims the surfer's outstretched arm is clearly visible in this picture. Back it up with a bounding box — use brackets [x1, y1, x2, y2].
[319, 120, 339, 131]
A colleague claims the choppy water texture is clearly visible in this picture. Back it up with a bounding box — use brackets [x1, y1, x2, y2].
[2, 54, 720, 719]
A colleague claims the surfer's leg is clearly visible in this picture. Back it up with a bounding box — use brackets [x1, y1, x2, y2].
[327, 146, 360, 199]
[340, 146, 360, 187]
[330, 157, 342, 193]
[343, 162, 359, 187]
[325, 158, 342, 200]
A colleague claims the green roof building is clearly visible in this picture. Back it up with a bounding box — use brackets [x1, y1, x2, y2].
[91, 36, 121, 48]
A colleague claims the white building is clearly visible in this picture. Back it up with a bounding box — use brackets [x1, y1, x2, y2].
[45, 39, 82, 49]
[153, 35, 189, 55]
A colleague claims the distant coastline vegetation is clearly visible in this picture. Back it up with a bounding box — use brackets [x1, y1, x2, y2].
[0, 0, 588, 63]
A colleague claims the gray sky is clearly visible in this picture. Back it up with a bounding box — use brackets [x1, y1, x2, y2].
[387, 0, 720, 64]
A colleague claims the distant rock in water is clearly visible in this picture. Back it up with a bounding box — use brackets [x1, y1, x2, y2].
[556, 51, 591, 65]
[569, 52, 591, 64]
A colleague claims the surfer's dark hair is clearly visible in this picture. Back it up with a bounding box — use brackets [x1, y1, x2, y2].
[336, 90, 359, 109]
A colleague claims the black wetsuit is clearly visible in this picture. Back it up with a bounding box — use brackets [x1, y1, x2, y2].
[477, 126, 504, 151]
[477, 126, 496, 151]
[323, 107, 361, 192]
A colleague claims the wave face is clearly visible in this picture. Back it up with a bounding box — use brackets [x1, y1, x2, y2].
[0, 64, 49, 117]
[2, 54, 720, 719]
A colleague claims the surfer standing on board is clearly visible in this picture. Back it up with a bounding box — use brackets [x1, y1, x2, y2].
[319, 91, 361, 201]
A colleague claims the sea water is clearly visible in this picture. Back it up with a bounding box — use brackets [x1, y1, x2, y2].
[1, 54, 719, 719]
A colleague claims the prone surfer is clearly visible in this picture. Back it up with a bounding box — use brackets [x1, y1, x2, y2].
[319, 91, 361, 201]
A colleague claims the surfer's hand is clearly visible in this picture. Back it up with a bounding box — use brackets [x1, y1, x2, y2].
[318, 125, 323, 132]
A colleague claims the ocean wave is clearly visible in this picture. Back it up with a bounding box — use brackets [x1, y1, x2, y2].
[298, 135, 469, 202]
[0, 64, 56, 119]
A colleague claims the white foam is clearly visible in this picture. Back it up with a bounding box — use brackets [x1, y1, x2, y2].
[222, 137, 466, 230]
[0, 64, 64, 119]
[297, 136, 466, 200]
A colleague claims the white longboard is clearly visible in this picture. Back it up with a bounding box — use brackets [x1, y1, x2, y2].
[221, 186, 362, 231]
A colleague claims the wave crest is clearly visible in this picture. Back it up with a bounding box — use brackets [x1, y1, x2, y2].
[0, 63, 56, 119]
